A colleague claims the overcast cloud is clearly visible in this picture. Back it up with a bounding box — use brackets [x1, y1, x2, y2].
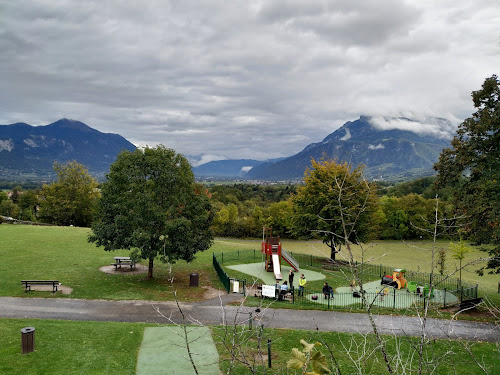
[1, 0, 499, 164]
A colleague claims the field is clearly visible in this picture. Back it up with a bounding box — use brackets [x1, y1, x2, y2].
[0, 225, 498, 304]
[1, 225, 499, 374]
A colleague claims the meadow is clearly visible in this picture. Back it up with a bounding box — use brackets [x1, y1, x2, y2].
[1, 225, 497, 304]
[1, 225, 499, 374]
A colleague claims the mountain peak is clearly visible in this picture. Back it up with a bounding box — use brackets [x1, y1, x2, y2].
[48, 118, 96, 133]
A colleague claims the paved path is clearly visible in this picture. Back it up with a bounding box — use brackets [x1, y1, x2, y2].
[0, 296, 498, 343]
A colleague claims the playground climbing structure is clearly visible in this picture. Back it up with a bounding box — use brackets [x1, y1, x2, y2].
[261, 227, 299, 281]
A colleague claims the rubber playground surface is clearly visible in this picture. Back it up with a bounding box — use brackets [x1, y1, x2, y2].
[226, 262, 326, 286]
[304, 280, 460, 308]
[136, 326, 221, 375]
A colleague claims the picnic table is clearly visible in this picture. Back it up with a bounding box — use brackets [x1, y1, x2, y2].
[111, 256, 136, 270]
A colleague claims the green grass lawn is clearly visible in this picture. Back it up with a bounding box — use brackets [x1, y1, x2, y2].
[1, 318, 497, 375]
[1, 225, 498, 305]
[0, 225, 225, 301]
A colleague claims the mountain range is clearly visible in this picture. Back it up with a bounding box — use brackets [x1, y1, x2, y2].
[0, 116, 453, 182]
[0, 119, 136, 178]
[244, 116, 452, 181]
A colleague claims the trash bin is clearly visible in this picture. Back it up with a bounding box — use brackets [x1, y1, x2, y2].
[189, 273, 199, 287]
[21, 327, 35, 354]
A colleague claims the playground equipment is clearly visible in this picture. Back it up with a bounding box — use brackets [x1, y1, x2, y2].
[407, 281, 434, 298]
[261, 227, 299, 281]
[381, 268, 407, 289]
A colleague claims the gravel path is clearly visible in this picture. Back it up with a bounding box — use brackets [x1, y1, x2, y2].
[1, 296, 498, 343]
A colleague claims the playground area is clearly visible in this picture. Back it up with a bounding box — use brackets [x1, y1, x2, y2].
[306, 280, 460, 309]
[218, 230, 466, 310]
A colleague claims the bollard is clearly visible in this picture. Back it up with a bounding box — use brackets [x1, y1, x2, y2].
[249, 312, 253, 330]
[21, 327, 35, 354]
[268, 338, 272, 368]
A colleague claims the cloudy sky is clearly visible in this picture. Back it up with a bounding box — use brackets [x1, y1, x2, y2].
[1, 0, 499, 164]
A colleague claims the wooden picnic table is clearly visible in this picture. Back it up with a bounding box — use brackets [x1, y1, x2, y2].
[111, 256, 136, 270]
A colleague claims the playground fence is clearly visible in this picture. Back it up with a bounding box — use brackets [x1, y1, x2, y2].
[213, 253, 246, 295]
[256, 285, 478, 310]
[214, 250, 479, 308]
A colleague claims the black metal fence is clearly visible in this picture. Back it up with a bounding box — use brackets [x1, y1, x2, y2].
[213, 253, 246, 295]
[214, 249, 479, 309]
[252, 285, 478, 310]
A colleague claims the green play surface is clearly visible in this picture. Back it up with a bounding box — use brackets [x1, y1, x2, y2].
[136, 326, 221, 375]
[304, 280, 459, 308]
[226, 262, 325, 286]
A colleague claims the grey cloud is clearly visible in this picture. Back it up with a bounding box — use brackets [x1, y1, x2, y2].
[0, 0, 498, 162]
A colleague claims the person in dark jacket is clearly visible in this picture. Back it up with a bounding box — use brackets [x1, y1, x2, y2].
[288, 269, 294, 288]
[323, 282, 334, 299]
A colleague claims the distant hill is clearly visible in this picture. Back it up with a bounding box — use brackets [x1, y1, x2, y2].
[0, 118, 136, 178]
[192, 159, 264, 178]
[245, 116, 452, 181]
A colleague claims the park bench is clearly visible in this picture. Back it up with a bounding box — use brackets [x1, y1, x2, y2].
[21, 280, 60, 293]
[459, 297, 483, 311]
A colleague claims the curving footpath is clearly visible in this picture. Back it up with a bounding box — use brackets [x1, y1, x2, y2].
[0, 296, 498, 343]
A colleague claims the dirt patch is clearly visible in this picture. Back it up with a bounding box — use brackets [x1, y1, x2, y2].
[99, 264, 149, 275]
[201, 285, 225, 300]
[27, 284, 73, 295]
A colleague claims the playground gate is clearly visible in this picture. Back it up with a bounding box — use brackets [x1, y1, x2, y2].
[213, 253, 246, 295]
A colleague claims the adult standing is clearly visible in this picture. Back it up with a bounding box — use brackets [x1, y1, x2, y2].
[298, 274, 307, 296]
[288, 269, 294, 288]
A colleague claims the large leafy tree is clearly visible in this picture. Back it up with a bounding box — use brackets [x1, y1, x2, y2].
[434, 75, 500, 274]
[39, 161, 100, 226]
[292, 158, 379, 261]
[89, 146, 213, 278]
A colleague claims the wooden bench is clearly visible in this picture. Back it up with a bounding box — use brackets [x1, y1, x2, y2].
[459, 297, 483, 311]
[21, 280, 60, 293]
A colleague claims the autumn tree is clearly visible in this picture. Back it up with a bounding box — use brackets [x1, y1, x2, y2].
[292, 158, 379, 261]
[39, 161, 99, 226]
[434, 75, 500, 274]
[89, 146, 213, 278]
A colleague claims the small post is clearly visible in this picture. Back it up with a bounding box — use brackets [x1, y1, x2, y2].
[249, 312, 253, 330]
[237, 250, 239, 260]
[476, 283, 478, 299]
[292, 286, 295, 304]
[310, 254, 313, 266]
[443, 288, 447, 308]
[393, 288, 396, 309]
[268, 339, 272, 368]
[221, 252, 223, 263]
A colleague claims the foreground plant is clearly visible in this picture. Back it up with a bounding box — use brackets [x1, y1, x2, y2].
[287, 339, 331, 374]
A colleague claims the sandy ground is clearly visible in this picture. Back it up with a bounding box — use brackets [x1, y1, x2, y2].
[26, 284, 73, 295]
[99, 264, 149, 275]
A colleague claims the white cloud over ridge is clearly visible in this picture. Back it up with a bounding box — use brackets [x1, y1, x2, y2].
[1, 0, 498, 160]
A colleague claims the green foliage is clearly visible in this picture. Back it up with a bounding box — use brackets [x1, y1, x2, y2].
[287, 339, 331, 374]
[437, 247, 447, 276]
[89, 146, 214, 278]
[209, 184, 296, 238]
[379, 176, 452, 200]
[17, 189, 40, 220]
[450, 238, 473, 285]
[379, 194, 454, 240]
[38, 161, 99, 226]
[435, 75, 500, 274]
[0, 199, 19, 218]
[292, 158, 379, 260]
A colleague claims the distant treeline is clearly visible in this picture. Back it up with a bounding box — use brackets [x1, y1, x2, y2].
[1, 176, 455, 241]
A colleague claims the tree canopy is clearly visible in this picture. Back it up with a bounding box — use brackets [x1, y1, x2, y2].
[434, 75, 500, 274]
[39, 161, 99, 227]
[292, 158, 379, 261]
[89, 146, 213, 278]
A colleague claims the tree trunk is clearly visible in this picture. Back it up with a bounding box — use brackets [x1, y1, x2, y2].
[148, 257, 154, 279]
